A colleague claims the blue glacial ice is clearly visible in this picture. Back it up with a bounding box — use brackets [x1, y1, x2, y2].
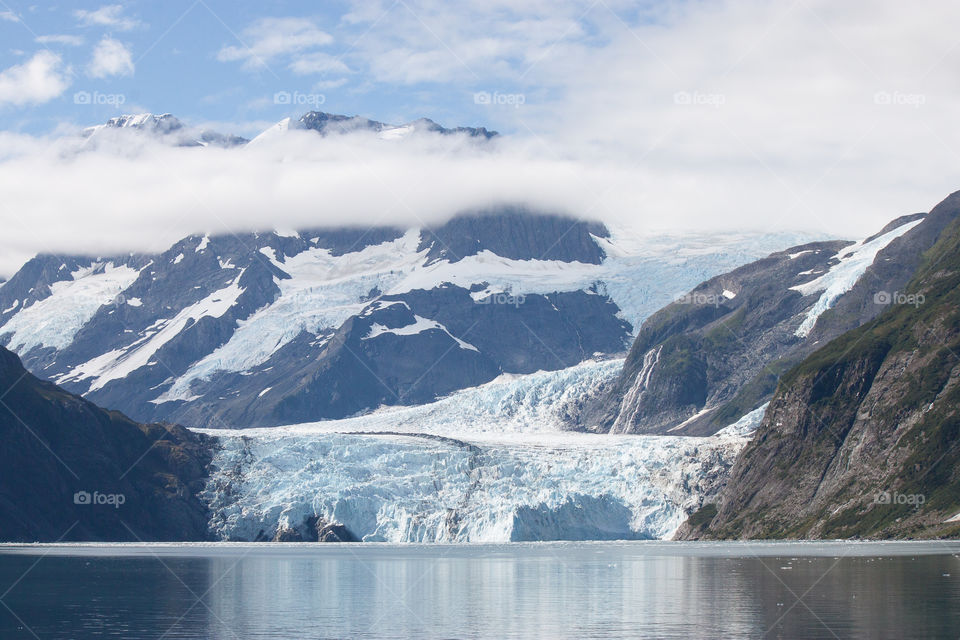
[198, 359, 753, 542]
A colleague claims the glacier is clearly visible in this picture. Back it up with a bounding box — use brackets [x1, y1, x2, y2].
[198, 359, 752, 543]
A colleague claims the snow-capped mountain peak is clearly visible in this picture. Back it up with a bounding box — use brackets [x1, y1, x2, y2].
[250, 111, 498, 143]
[104, 112, 182, 132]
[82, 112, 248, 148]
[80, 111, 497, 151]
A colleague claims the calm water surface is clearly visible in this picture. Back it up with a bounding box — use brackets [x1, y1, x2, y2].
[0, 541, 958, 639]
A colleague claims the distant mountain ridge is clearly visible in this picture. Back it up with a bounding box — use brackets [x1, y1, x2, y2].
[79, 111, 497, 148]
[83, 113, 249, 148]
[297, 111, 498, 139]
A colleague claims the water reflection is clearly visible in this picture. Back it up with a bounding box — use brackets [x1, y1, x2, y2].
[0, 543, 957, 639]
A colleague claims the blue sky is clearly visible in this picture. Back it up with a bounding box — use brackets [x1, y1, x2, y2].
[0, 1, 623, 136]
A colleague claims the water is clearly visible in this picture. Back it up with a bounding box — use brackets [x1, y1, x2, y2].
[0, 541, 958, 639]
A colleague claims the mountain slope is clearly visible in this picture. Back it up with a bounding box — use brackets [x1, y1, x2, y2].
[0, 346, 211, 542]
[679, 191, 960, 539]
[579, 214, 927, 436]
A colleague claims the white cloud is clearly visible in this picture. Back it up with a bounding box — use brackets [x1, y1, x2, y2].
[218, 17, 334, 71]
[0, 51, 70, 106]
[36, 34, 86, 47]
[331, 0, 960, 236]
[0, 127, 647, 275]
[340, 1, 587, 85]
[87, 37, 134, 78]
[4, 0, 960, 276]
[74, 4, 140, 31]
[0, 10, 20, 22]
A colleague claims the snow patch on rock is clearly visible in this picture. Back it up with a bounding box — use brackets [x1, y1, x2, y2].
[0, 262, 139, 352]
[791, 218, 922, 338]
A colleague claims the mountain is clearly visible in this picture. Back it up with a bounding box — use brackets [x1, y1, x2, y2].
[0, 208, 808, 429]
[82, 113, 248, 148]
[249, 111, 497, 145]
[79, 111, 495, 149]
[578, 213, 928, 436]
[678, 191, 960, 539]
[0, 346, 211, 542]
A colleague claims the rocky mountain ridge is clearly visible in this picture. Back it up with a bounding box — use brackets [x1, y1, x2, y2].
[678, 191, 960, 539]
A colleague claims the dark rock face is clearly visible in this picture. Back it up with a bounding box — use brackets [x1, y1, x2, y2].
[581, 210, 936, 436]
[255, 516, 358, 543]
[313, 519, 359, 543]
[418, 208, 609, 265]
[293, 226, 405, 256]
[0, 347, 212, 542]
[679, 191, 960, 540]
